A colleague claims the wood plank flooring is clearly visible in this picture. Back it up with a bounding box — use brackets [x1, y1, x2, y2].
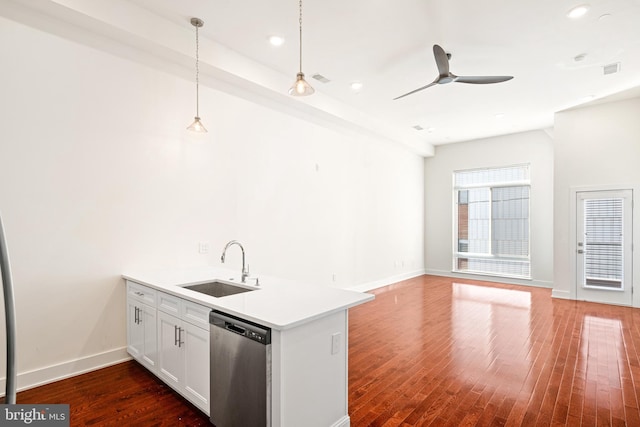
[348, 275, 640, 426]
[5, 274, 640, 426]
[2, 360, 210, 426]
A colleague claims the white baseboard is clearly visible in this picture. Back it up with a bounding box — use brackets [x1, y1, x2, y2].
[348, 269, 426, 292]
[552, 289, 572, 299]
[424, 269, 553, 289]
[331, 415, 350, 427]
[0, 346, 131, 396]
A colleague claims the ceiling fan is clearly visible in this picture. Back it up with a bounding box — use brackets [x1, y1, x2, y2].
[393, 44, 513, 100]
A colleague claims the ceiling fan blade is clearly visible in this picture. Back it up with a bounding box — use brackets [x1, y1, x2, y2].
[455, 75, 514, 84]
[393, 81, 438, 100]
[433, 44, 449, 76]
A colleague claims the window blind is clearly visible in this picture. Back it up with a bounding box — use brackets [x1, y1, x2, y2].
[584, 198, 623, 289]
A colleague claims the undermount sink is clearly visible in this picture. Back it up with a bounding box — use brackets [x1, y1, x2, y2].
[182, 281, 255, 298]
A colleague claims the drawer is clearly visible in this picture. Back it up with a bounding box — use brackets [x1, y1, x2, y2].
[157, 291, 180, 316]
[157, 291, 210, 328]
[181, 300, 210, 329]
[127, 281, 156, 306]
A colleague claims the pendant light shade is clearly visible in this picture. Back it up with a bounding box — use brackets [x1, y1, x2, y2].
[289, 0, 314, 96]
[187, 116, 207, 133]
[187, 17, 207, 133]
[289, 72, 315, 96]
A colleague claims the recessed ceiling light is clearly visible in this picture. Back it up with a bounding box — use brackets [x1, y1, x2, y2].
[495, 113, 505, 119]
[567, 4, 590, 19]
[350, 81, 363, 91]
[268, 35, 285, 46]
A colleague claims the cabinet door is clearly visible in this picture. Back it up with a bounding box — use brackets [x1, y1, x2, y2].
[183, 322, 210, 414]
[127, 299, 143, 360]
[140, 303, 157, 371]
[157, 311, 183, 389]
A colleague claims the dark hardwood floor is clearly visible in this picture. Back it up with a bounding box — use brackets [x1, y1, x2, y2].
[2, 360, 210, 426]
[5, 275, 640, 426]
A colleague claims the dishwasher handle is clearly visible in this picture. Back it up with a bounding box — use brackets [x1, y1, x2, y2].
[210, 310, 271, 345]
[226, 323, 246, 335]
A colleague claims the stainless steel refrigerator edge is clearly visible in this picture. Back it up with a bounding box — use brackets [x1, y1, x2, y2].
[0, 213, 17, 404]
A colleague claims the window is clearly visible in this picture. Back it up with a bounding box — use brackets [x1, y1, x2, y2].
[454, 165, 530, 278]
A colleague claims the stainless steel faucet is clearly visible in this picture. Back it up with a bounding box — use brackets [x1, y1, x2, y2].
[221, 240, 250, 283]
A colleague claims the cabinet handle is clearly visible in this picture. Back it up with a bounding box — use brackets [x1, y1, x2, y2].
[134, 306, 139, 324]
[173, 326, 184, 347]
[135, 291, 144, 297]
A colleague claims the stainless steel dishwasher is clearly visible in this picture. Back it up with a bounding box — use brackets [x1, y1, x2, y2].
[210, 310, 272, 427]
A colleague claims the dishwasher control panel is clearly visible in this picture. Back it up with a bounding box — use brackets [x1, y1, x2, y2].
[247, 330, 267, 343]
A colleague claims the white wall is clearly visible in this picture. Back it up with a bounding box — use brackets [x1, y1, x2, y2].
[553, 96, 640, 303]
[0, 16, 424, 389]
[424, 130, 554, 287]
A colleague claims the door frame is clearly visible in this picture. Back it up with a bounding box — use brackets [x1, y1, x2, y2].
[569, 185, 635, 306]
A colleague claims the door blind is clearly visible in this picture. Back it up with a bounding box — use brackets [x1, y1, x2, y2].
[584, 198, 623, 289]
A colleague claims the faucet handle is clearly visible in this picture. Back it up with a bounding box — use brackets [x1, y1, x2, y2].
[246, 275, 260, 286]
[243, 265, 260, 286]
[240, 264, 250, 283]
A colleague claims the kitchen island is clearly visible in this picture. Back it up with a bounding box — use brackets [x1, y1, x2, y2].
[123, 267, 374, 427]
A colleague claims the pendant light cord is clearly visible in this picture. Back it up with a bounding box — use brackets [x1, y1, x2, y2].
[298, 0, 303, 73]
[195, 23, 200, 117]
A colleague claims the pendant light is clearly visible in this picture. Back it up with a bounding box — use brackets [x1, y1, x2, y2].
[288, 0, 314, 96]
[187, 17, 207, 133]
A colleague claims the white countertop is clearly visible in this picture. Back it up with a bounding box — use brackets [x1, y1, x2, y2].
[122, 267, 374, 330]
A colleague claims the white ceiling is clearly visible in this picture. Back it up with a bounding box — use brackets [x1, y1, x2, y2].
[7, 0, 640, 155]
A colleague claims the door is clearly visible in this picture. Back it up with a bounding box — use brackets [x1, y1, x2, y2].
[183, 322, 210, 413]
[140, 303, 157, 370]
[127, 299, 143, 360]
[576, 189, 633, 305]
[157, 310, 183, 388]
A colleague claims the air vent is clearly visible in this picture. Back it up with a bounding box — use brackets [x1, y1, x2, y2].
[312, 74, 331, 83]
[413, 125, 424, 131]
[603, 62, 621, 75]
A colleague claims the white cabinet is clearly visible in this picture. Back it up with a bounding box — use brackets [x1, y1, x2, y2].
[182, 321, 210, 409]
[126, 282, 157, 372]
[157, 291, 210, 414]
[157, 310, 183, 387]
